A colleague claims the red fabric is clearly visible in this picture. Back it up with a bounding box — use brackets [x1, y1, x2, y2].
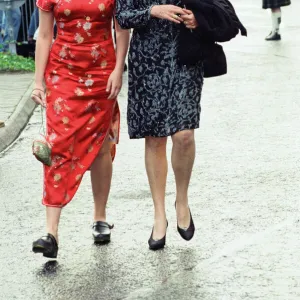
[37, 0, 120, 207]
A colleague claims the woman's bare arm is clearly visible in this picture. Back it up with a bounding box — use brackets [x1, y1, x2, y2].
[106, 19, 130, 99]
[114, 18, 130, 73]
[32, 10, 54, 106]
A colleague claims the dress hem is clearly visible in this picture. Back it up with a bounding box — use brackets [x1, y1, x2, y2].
[263, 3, 291, 9]
[129, 124, 200, 139]
[42, 127, 111, 208]
[42, 100, 120, 208]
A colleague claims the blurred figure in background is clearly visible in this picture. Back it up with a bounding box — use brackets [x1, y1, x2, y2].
[0, 8, 21, 52]
[28, 7, 39, 43]
[263, 0, 291, 41]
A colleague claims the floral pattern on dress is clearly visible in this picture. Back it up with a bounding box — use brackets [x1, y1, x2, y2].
[36, 0, 119, 207]
[116, 0, 204, 139]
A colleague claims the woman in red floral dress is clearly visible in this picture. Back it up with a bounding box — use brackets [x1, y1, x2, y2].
[31, 0, 129, 258]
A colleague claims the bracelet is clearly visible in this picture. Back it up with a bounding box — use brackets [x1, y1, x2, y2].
[32, 88, 45, 93]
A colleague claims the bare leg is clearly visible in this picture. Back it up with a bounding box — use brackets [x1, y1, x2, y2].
[171, 130, 195, 229]
[271, 8, 281, 13]
[145, 136, 168, 240]
[46, 207, 62, 243]
[90, 137, 112, 222]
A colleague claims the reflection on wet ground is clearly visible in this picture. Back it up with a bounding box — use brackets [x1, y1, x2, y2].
[1, 1, 300, 299]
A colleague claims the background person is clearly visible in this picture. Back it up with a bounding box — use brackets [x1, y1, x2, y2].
[263, 0, 291, 41]
[0, 8, 21, 52]
[27, 6, 39, 43]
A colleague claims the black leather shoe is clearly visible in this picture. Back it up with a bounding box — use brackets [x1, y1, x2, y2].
[175, 202, 195, 241]
[148, 221, 168, 251]
[265, 31, 281, 41]
[32, 233, 58, 259]
[92, 221, 114, 243]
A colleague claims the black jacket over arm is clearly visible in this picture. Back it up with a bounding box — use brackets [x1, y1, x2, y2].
[179, 0, 247, 77]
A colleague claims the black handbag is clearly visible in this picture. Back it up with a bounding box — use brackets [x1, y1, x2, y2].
[178, 27, 227, 78]
[203, 43, 227, 78]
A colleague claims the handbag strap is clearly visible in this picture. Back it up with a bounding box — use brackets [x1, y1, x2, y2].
[39, 107, 46, 136]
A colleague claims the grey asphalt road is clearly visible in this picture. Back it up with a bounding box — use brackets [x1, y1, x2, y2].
[1, 1, 300, 299]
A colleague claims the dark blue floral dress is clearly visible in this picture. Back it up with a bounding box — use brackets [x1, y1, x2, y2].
[116, 0, 204, 139]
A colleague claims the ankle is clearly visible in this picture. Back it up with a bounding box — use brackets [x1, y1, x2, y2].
[154, 216, 167, 224]
[94, 214, 106, 222]
[47, 229, 58, 242]
[176, 198, 188, 207]
[94, 203, 106, 221]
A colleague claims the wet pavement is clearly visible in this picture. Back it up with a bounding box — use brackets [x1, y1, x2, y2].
[1, 1, 300, 299]
[0, 73, 33, 123]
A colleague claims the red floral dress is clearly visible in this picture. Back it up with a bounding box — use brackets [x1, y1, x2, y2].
[36, 0, 120, 207]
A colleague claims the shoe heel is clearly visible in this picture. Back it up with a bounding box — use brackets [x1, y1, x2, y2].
[43, 250, 58, 259]
[94, 234, 111, 244]
[148, 221, 168, 251]
[33, 245, 58, 259]
[32, 233, 58, 259]
[32, 245, 45, 254]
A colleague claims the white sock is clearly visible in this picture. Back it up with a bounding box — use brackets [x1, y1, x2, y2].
[272, 11, 281, 34]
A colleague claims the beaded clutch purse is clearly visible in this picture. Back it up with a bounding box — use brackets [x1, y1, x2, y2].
[32, 138, 52, 166]
[32, 107, 52, 166]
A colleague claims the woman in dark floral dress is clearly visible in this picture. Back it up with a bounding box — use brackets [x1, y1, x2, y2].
[116, 0, 203, 250]
[263, 0, 291, 41]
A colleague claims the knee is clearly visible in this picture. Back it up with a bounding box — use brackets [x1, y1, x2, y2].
[145, 136, 167, 151]
[172, 130, 195, 151]
[272, 8, 281, 12]
[95, 144, 111, 159]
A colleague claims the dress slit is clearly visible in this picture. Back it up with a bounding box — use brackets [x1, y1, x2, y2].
[42, 99, 120, 207]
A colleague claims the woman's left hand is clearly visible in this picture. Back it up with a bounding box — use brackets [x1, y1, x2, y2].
[106, 69, 123, 100]
[182, 9, 198, 29]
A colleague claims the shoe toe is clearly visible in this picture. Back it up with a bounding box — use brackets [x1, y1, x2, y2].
[178, 226, 195, 241]
[92, 221, 112, 243]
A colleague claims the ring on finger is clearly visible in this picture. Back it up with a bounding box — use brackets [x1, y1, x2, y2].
[173, 14, 179, 19]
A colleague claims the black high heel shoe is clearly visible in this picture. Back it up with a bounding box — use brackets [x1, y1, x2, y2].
[175, 202, 195, 241]
[92, 221, 114, 243]
[32, 233, 58, 259]
[148, 221, 168, 251]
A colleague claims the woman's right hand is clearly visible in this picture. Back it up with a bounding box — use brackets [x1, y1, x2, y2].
[31, 83, 46, 107]
[150, 5, 185, 24]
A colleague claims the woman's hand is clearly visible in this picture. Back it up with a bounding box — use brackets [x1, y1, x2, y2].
[31, 83, 46, 107]
[151, 5, 185, 24]
[182, 9, 198, 29]
[106, 69, 122, 100]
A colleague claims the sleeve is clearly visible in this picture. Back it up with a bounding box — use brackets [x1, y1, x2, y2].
[115, 0, 156, 29]
[36, 0, 54, 12]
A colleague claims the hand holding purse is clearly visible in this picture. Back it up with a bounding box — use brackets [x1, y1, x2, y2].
[31, 89, 52, 166]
